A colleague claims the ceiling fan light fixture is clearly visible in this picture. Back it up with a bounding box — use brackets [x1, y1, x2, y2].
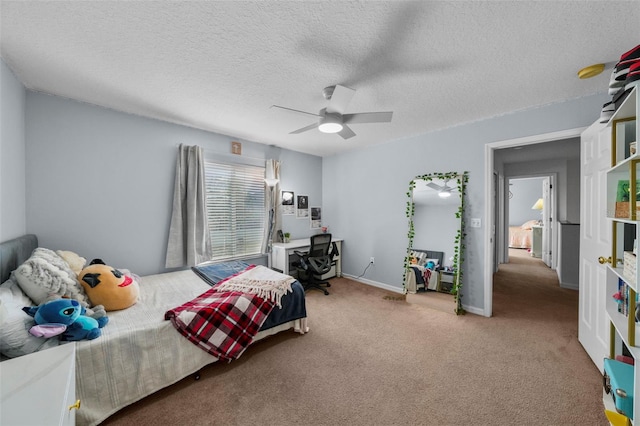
[438, 190, 451, 198]
[318, 122, 343, 133]
[318, 113, 343, 133]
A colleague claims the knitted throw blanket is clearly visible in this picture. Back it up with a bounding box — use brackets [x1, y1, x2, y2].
[214, 265, 296, 308]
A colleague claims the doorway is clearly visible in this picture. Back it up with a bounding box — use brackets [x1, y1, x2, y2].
[483, 128, 586, 317]
[507, 176, 554, 264]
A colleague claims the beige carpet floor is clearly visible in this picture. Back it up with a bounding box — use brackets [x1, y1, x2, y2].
[104, 250, 607, 425]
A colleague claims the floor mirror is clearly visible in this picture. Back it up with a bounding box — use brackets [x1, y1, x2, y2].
[403, 171, 468, 315]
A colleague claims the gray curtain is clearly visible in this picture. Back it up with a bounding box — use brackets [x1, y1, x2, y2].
[262, 159, 281, 254]
[165, 144, 212, 268]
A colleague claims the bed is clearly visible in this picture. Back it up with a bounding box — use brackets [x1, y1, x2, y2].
[508, 219, 539, 249]
[0, 234, 307, 426]
[405, 249, 444, 293]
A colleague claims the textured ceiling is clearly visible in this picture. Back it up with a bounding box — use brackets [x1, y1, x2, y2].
[1, 1, 638, 157]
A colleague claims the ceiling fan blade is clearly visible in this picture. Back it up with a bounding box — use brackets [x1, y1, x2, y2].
[426, 182, 443, 191]
[271, 105, 321, 117]
[326, 85, 356, 114]
[343, 111, 393, 124]
[338, 124, 356, 140]
[290, 122, 319, 134]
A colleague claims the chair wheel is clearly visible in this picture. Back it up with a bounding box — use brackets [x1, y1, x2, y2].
[326, 283, 331, 287]
[323, 291, 329, 295]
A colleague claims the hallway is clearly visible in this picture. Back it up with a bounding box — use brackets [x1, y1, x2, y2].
[493, 248, 578, 321]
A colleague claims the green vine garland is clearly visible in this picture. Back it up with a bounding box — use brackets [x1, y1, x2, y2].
[403, 171, 469, 315]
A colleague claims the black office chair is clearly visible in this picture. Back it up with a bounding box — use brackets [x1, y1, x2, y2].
[294, 233, 339, 295]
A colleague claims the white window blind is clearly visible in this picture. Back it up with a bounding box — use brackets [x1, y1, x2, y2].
[204, 161, 265, 261]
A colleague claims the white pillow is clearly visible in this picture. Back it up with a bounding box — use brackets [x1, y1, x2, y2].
[0, 277, 59, 358]
[410, 251, 427, 266]
[14, 248, 91, 307]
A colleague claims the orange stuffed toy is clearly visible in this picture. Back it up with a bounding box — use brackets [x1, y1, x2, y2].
[78, 259, 140, 311]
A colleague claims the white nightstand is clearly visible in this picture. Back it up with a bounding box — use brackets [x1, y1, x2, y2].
[0, 343, 78, 425]
[438, 270, 455, 293]
[531, 225, 543, 258]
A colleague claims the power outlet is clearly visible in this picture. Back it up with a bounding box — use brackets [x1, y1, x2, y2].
[370, 257, 375, 264]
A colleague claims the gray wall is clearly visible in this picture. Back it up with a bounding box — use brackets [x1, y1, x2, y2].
[496, 137, 581, 224]
[0, 60, 26, 242]
[1, 55, 608, 313]
[23, 91, 322, 276]
[508, 177, 544, 226]
[322, 93, 608, 311]
[276, 152, 323, 240]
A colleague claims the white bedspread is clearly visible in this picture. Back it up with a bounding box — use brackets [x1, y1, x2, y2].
[405, 265, 439, 293]
[75, 269, 303, 426]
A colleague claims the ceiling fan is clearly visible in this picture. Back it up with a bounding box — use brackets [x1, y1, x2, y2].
[427, 180, 456, 198]
[271, 85, 393, 139]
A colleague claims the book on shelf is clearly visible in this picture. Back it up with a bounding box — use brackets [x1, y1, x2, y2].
[616, 278, 639, 321]
[617, 278, 628, 316]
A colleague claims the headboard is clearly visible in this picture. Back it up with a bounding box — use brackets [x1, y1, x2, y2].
[411, 249, 444, 268]
[0, 234, 38, 283]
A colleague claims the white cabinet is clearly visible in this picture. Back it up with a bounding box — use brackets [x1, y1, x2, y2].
[0, 343, 77, 426]
[531, 225, 543, 258]
[438, 270, 455, 293]
[602, 86, 639, 425]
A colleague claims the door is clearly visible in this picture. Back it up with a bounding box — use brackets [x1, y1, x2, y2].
[541, 177, 552, 266]
[578, 120, 611, 373]
[494, 172, 500, 271]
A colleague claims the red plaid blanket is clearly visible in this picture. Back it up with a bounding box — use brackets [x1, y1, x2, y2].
[423, 268, 432, 284]
[165, 285, 275, 362]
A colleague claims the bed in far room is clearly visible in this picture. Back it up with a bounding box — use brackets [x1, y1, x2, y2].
[405, 249, 444, 293]
[509, 220, 539, 249]
[0, 234, 308, 426]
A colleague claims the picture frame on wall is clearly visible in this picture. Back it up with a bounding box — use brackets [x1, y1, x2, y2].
[282, 190, 294, 215]
[311, 207, 321, 229]
[296, 195, 309, 218]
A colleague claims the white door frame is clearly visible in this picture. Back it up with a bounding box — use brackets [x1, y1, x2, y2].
[504, 174, 557, 267]
[541, 176, 553, 267]
[483, 127, 587, 317]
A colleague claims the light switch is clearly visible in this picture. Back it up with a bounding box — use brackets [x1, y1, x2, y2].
[470, 218, 481, 228]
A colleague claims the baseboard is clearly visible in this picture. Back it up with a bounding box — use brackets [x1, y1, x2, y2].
[341, 274, 486, 316]
[340, 274, 404, 294]
[560, 282, 579, 291]
[461, 304, 485, 316]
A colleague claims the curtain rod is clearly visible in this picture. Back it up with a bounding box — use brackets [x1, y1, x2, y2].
[175, 144, 282, 165]
[205, 151, 283, 168]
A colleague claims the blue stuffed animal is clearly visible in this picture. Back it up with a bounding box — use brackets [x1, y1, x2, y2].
[23, 298, 109, 341]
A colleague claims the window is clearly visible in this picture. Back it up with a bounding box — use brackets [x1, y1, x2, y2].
[204, 161, 265, 261]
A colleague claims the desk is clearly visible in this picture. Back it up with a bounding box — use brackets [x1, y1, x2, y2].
[271, 238, 342, 280]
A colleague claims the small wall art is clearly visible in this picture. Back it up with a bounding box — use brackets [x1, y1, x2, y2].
[282, 191, 294, 215]
[297, 195, 309, 218]
[311, 207, 321, 229]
